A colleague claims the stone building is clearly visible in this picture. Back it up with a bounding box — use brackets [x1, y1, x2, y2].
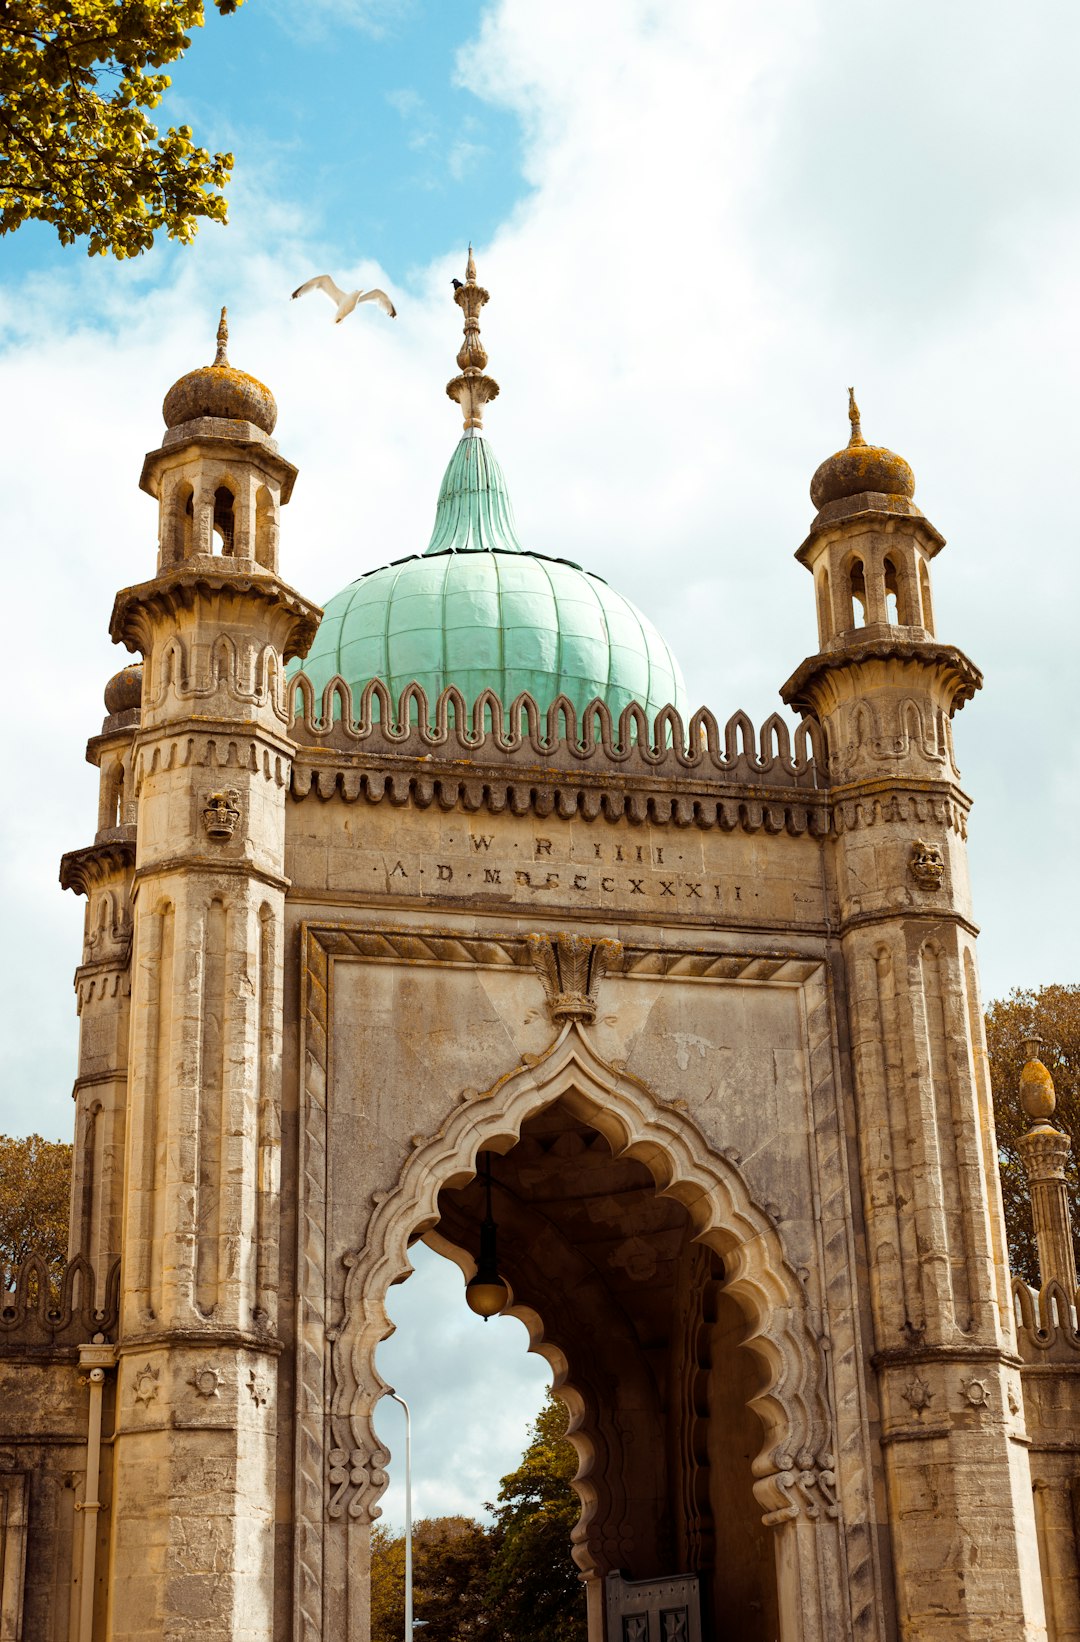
[2, 252, 1079, 1642]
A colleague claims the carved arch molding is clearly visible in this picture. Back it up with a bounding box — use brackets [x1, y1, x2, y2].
[294, 924, 887, 1642]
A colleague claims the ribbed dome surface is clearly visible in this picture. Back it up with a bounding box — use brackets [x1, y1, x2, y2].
[294, 433, 687, 720]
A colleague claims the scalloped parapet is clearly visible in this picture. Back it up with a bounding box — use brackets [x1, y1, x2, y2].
[0, 1254, 120, 1350]
[1012, 1274, 1080, 1364]
[286, 674, 824, 784]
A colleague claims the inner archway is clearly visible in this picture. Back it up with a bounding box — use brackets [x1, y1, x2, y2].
[431, 1100, 781, 1642]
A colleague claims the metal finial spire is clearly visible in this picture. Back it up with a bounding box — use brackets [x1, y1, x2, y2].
[847, 386, 865, 446]
[215, 306, 229, 367]
[446, 247, 499, 432]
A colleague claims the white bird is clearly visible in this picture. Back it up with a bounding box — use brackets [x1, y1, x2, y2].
[291, 275, 397, 322]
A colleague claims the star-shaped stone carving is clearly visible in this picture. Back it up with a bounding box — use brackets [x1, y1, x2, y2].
[247, 1369, 270, 1409]
[189, 1364, 223, 1400]
[961, 1377, 989, 1409]
[132, 1363, 160, 1407]
[900, 1375, 933, 1415]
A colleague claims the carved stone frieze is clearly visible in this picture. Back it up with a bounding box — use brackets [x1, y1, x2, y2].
[132, 732, 290, 794]
[526, 932, 622, 1022]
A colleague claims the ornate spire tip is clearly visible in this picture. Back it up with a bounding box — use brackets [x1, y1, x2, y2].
[847, 386, 864, 446]
[214, 306, 229, 367]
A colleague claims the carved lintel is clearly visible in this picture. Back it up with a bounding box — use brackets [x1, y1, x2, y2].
[909, 837, 945, 889]
[526, 932, 622, 1023]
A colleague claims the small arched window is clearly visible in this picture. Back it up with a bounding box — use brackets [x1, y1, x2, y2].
[919, 560, 935, 635]
[816, 566, 832, 645]
[254, 486, 275, 568]
[849, 557, 867, 627]
[213, 486, 236, 555]
[167, 482, 194, 564]
[883, 554, 902, 625]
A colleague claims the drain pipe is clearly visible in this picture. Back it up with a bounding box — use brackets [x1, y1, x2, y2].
[76, 1338, 117, 1642]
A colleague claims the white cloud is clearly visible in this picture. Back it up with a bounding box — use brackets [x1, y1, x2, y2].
[1, 0, 1076, 1177]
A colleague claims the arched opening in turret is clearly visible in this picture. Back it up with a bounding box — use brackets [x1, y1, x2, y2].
[919, 559, 935, 635]
[254, 486, 276, 569]
[883, 553, 903, 625]
[815, 566, 832, 645]
[848, 556, 867, 627]
[165, 481, 194, 565]
[213, 485, 236, 555]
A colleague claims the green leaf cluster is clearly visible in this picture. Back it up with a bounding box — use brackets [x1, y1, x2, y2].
[0, 1132, 73, 1279]
[986, 983, 1080, 1287]
[0, 0, 242, 257]
[370, 1393, 586, 1642]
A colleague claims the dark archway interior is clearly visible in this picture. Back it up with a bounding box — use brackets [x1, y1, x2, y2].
[433, 1097, 780, 1642]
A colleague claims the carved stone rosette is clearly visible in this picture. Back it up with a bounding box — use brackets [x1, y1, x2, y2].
[526, 932, 622, 1023]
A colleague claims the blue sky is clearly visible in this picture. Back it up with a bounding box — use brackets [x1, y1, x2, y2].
[2, 0, 1079, 1531]
[4, 1, 527, 283]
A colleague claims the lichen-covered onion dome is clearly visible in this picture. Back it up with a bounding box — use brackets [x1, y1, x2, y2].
[298, 432, 687, 720]
[810, 388, 914, 510]
[104, 662, 143, 715]
[162, 307, 277, 435]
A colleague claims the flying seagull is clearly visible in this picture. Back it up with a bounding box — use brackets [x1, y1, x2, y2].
[291, 275, 397, 322]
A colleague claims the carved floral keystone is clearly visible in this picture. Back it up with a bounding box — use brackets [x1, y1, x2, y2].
[526, 932, 622, 1023]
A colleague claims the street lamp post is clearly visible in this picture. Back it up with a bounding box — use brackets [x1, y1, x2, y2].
[386, 1389, 413, 1642]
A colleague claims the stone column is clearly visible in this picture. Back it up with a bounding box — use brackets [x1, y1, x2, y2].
[782, 414, 1047, 1640]
[60, 671, 141, 1309]
[97, 327, 320, 1642]
[1017, 1044, 1078, 1296]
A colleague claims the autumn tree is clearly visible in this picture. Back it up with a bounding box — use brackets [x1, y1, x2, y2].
[986, 984, 1080, 1286]
[0, 1133, 73, 1281]
[371, 1516, 495, 1642]
[0, 1, 245, 257]
[486, 1391, 586, 1642]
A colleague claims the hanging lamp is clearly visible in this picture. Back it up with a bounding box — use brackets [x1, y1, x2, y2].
[465, 1152, 510, 1320]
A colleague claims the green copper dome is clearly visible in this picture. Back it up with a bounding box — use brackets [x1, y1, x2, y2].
[291, 251, 686, 725]
[295, 432, 686, 722]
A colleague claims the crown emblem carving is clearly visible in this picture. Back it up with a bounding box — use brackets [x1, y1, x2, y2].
[203, 788, 241, 841]
[526, 932, 622, 1023]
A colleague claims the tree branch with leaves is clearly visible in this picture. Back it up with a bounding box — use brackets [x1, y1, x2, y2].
[0, 0, 244, 257]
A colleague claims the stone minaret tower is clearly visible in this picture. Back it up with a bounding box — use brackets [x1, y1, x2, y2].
[781, 397, 1047, 1639]
[101, 313, 320, 1638]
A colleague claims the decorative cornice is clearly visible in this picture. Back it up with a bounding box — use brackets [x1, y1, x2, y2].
[780, 637, 982, 719]
[289, 752, 828, 837]
[59, 831, 136, 896]
[788, 639, 980, 716]
[110, 561, 321, 661]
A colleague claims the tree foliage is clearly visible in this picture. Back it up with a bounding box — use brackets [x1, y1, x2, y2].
[986, 984, 1080, 1287]
[0, 0, 244, 257]
[371, 1516, 496, 1642]
[370, 1392, 584, 1642]
[486, 1392, 586, 1642]
[0, 1133, 73, 1279]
